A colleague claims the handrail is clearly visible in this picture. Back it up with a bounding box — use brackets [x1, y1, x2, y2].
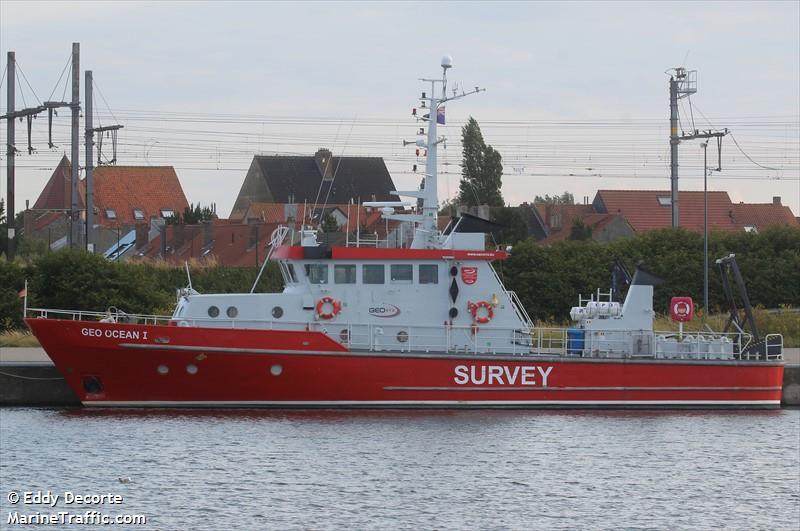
[25, 307, 783, 361]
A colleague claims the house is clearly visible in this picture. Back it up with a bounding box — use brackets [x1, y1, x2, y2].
[593, 190, 799, 233]
[526, 203, 634, 244]
[24, 157, 190, 256]
[230, 148, 396, 217]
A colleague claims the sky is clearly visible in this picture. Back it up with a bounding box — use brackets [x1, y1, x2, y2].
[1, 1, 798, 218]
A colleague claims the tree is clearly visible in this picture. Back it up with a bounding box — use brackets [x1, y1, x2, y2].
[535, 192, 575, 205]
[569, 219, 593, 241]
[320, 211, 340, 233]
[457, 117, 504, 207]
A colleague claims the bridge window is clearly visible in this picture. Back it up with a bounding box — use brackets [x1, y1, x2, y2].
[419, 264, 438, 284]
[334, 265, 356, 284]
[304, 264, 329, 284]
[363, 264, 385, 284]
[390, 264, 413, 284]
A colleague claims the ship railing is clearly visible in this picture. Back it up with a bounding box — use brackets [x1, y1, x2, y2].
[24, 307, 783, 361]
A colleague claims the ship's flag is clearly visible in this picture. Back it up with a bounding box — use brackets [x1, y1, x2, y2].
[437, 106, 446, 125]
[18, 287, 27, 299]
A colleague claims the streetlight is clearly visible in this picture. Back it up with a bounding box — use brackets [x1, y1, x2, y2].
[701, 141, 709, 316]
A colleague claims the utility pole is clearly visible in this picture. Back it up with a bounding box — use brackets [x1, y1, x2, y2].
[668, 67, 696, 227]
[70, 42, 81, 249]
[5, 51, 15, 260]
[701, 141, 709, 314]
[85, 70, 94, 252]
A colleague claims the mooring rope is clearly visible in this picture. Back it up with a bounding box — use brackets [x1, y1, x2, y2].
[0, 370, 64, 381]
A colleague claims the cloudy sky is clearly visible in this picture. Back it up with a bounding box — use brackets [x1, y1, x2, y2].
[1, 1, 798, 217]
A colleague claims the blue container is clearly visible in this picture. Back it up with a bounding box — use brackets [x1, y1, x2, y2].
[567, 328, 585, 355]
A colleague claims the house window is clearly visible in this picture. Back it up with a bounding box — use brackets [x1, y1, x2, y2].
[419, 264, 438, 284]
[334, 265, 356, 284]
[133, 208, 145, 220]
[105, 209, 117, 220]
[743, 225, 758, 233]
[550, 213, 562, 230]
[304, 264, 328, 284]
[657, 197, 671, 206]
[160, 209, 175, 218]
[390, 264, 413, 284]
[363, 264, 385, 284]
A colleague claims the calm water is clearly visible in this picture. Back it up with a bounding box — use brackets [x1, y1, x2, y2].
[1, 408, 798, 530]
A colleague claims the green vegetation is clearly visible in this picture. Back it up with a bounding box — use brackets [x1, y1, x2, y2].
[1, 226, 797, 346]
[458, 117, 504, 207]
[502, 225, 800, 322]
[0, 250, 281, 332]
[534, 192, 575, 205]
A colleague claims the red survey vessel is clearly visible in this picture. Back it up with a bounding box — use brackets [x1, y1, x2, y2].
[25, 58, 784, 408]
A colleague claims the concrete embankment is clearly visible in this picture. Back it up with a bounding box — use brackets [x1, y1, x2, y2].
[1, 348, 799, 407]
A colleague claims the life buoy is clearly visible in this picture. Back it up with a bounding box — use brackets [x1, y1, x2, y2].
[316, 296, 342, 320]
[468, 300, 494, 324]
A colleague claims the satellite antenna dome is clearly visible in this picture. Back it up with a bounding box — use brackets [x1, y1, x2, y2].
[441, 55, 453, 69]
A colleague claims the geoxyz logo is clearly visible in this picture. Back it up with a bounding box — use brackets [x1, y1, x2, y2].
[368, 304, 401, 318]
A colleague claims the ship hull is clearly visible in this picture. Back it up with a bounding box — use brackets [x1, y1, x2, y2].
[27, 319, 785, 409]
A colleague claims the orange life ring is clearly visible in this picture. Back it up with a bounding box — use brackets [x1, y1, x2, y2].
[316, 296, 342, 320]
[468, 300, 494, 324]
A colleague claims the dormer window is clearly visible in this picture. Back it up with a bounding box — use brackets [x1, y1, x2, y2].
[743, 225, 758, 233]
[160, 209, 175, 219]
[106, 209, 117, 220]
[657, 197, 671, 206]
[133, 208, 145, 220]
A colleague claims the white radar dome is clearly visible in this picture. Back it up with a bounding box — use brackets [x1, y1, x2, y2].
[441, 55, 453, 69]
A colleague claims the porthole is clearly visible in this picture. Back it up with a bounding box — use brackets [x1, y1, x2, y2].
[208, 306, 220, 318]
[397, 330, 409, 343]
[186, 364, 198, 375]
[226, 306, 238, 318]
[272, 306, 284, 319]
[157, 365, 169, 375]
[270, 364, 283, 376]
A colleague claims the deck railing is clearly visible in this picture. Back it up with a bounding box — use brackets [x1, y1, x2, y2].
[25, 307, 783, 361]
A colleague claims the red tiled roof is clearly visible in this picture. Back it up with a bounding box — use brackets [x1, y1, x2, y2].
[93, 166, 189, 227]
[230, 201, 395, 231]
[595, 190, 740, 232]
[32, 156, 85, 211]
[730, 203, 800, 231]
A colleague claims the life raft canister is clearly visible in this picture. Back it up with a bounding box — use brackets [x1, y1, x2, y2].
[316, 296, 342, 320]
[468, 300, 494, 324]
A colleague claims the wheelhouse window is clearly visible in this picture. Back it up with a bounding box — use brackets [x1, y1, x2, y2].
[334, 265, 356, 284]
[304, 264, 329, 284]
[419, 264, 438, 284]
[363, 264, 385, 284]
[390, 264, 412, 284]
[105, 208, 117, 220]
[133, 208, 145, 220]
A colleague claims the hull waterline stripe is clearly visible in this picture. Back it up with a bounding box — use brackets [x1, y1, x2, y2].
[383, 386, 783, 392]
[116, 343, 784, 367]
[84, 400, 782, 407]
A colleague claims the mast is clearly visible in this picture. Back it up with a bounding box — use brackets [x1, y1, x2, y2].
[383, 56, 483, 249]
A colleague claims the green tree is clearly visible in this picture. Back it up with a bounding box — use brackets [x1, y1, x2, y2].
[569, 219, 593, 240]
[320, 211, 340, 232]
[457, 117, 504, 207]
[490, 207, 530, 246]
[535, 192, 575, 205]
[183, 203, 215, 224]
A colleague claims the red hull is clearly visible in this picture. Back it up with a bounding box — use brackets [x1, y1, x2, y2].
[27, 319, 785, 408]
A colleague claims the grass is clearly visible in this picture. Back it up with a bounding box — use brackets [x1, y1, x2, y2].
[0, 329, 41, 347]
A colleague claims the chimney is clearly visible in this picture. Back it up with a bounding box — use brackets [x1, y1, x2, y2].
[135, 223, 149, 249]
[314, 148, 334, 181]
[773, 196, 781, 205]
